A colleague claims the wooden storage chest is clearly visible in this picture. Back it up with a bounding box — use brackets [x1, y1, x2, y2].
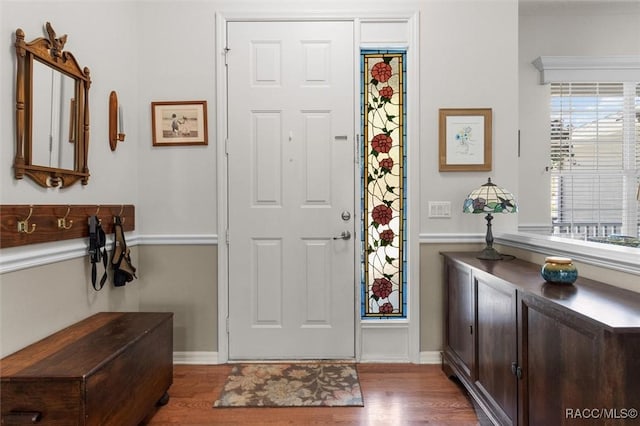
[1, 312, 173, 425]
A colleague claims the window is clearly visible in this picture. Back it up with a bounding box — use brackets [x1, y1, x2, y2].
[361, 50, 407, 318]
[549, 81, 640, 245]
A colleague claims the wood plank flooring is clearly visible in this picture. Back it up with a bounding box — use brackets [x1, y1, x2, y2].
[142, 363, 481, 425]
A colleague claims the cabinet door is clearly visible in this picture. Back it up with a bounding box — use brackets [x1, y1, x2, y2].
[475, 273, 517, 425]
[519, 293, 601, 426]
[444, 260, 475, 379]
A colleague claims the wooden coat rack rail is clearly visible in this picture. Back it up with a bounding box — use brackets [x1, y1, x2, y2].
[0, 204, 135, 249]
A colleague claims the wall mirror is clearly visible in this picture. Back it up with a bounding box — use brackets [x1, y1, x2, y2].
[14, 22, 91, 188]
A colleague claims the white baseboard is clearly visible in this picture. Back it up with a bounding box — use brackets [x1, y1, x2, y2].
[173, 351, 219, 365]
[419, 351, 442, 364]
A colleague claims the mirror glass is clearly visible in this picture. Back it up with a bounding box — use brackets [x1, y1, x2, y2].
[14, 23, 91, 188]
[31, 59, 76, 170]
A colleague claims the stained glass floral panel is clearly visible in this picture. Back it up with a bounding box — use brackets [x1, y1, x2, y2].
[361, 50, 406, 318]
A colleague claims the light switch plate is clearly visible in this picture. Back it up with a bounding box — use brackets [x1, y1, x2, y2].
[428, 201, 452, 218]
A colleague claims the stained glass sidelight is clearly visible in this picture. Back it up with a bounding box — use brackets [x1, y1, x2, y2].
[361, 50, 406, 318]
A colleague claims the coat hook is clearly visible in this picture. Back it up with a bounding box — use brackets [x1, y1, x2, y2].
[17, 206, 37, 234]
[57, 205, 73, 230]
[115, 205, 126, 224]
[94, 205, 102, 224]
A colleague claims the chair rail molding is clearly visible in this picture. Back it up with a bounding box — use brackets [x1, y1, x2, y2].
[137, 234, 218, 246]
[419, 233, 484, 244]
[0, 234, 217, 274]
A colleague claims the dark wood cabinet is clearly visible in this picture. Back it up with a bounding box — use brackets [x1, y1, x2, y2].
[1, 312, 173, 426]
[475, 274, 517, 425]
[444, 260, 474, 380]
[518, 292, 601, 425]
[442, 252, 640, 426]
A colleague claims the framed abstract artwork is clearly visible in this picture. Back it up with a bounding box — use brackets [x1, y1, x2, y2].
[151, 100, 208, 146]
[439, 108, 492, 171]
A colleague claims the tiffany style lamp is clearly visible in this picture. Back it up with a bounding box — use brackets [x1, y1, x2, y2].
[463, 178, 518, 260]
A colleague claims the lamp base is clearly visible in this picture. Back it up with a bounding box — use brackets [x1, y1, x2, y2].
[477, 246, 503, 261]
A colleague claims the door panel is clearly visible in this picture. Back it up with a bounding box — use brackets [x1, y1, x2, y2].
[252, 113, 282, 205]
[475, 274, 518, 425]
[520, 294, 600, 426]
[227, 21, 355, 359]
[445, 261, 475, 379]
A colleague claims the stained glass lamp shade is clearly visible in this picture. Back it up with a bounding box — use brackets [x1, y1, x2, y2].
[463, 178, 518, 260]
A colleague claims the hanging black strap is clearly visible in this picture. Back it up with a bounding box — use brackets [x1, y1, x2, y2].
[88, 215, 108, 291]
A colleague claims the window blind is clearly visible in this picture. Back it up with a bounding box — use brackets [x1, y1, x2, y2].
[549, 82, 640, 239]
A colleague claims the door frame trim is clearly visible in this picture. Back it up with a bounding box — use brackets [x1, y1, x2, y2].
[216, 10, 420, 363]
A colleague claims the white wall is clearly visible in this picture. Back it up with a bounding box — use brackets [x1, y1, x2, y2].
[0, 250, 140, 355]
[1, 0, 519, 236]
[518, 2, 640, 227]
[3, 0, 635, 361]
[133, 0, 519, 238]
[0, 0, 142, 357]
[0, 1, 140, 206]
[421, 0, 519, 237]
[0, 0, 519, 357]
[136, 2, 218, 235]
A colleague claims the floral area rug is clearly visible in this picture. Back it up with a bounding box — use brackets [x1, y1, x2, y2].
[213, 363, 364, 407]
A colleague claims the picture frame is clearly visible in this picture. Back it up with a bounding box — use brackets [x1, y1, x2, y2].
[151, 100, 208, 146]
[439, 108, 492, 171]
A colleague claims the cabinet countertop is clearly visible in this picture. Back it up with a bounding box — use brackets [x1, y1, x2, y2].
[441, 252, 640, 333]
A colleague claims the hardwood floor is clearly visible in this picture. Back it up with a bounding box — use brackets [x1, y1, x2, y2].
[142, 363, 481, 425]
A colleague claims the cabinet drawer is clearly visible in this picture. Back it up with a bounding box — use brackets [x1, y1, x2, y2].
[1, 380, 83, 425]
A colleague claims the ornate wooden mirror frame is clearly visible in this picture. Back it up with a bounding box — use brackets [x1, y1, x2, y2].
[14, 22, 91, 188]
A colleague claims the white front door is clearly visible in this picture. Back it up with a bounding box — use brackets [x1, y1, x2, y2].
[226, 21, 355, 359]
